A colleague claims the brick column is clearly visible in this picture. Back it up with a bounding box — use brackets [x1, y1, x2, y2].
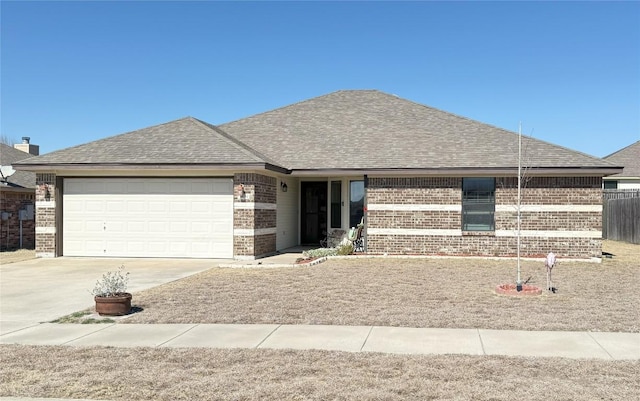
[233, 173, 277, 259]
[35, 173, 57, 257]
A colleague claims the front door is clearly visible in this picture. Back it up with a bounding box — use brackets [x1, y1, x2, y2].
[301, 182, 327, 245]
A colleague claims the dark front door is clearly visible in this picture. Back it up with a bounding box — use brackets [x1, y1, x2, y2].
[301, 182, 327, 245]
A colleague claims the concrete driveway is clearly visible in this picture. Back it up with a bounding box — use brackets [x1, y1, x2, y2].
[0, 257, 221, 334]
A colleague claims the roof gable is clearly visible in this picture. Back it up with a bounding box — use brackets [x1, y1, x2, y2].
[15, 117, 279, 168]
[603, 140, 640, 178]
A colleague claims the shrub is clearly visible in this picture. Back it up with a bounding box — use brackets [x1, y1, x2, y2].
[336, 243, 354, 255]
[91, 265, 129, 297]
[303, 243, 354, 258]
[302, 248, 337, 258]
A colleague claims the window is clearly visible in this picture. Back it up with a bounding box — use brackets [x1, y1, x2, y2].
[604, 180, 618, 189]
[462, 178, 495, 231]
[350, 180, 364, 228]
[331, 181, 342, 228]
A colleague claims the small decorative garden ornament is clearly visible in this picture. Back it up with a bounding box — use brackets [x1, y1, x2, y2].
[545, 252, 557, 292]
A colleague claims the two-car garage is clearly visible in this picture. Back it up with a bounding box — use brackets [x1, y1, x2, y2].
[62, 178, 234, 258]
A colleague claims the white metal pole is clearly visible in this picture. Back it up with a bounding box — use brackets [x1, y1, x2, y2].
[517, 122, 522, 288]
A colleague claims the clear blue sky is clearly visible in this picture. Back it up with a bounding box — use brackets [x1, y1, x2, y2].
[2, 1, 639, 158]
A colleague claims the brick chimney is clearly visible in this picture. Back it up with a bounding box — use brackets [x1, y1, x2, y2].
[14, 137, 39, 156]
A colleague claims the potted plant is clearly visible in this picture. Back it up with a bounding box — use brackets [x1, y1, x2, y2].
[91, 265, 132, 316]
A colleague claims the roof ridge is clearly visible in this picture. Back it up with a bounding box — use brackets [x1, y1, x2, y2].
[189, 117, 284, 167]
[220, 89, 382, 126]
[24, 117, 197, 159]
[603, 139, 640, 159]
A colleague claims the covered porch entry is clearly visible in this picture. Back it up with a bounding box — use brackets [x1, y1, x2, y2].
[298, 178, 365, 247]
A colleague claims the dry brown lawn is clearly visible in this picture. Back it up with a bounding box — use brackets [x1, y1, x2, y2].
[125, 240, 640, 332]
[0, 249, 35, 265]
[2, 241, 638, 400]
[1, 345, 638, 401]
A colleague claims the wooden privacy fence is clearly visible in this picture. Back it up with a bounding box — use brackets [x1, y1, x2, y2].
[603, 189, 640, 201]
[602, 190, 640, 244]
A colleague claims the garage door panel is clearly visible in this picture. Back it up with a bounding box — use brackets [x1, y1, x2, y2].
[106, 221, 126, 235]
[148, 201, 168, 213]
[85, 240, 106, 254]
[63, 220, 84, 233]
[169, 242, 188, 253]
[85, 200, 105, 213]
[191, 221, 211, 233]
[106, 200, 126, 213]
[169, 201, 188, 213]
[124, 241, 146, 253]
[127, 221, 146, 233]
[213, 222, 232, 233]
[127, 201, 146, 213]
[105, 240, 127, 254]
[64, 180, 84, 194]
[191, 201, 211, 213]
[212, 180, 233, 193]
[169, 182, 190, 193]
[148, 221, 168, 233]
[67, 181, 104, 194]
[64, 240, 85, 255]
[191, 241, 209, 252]
[63, 178, 233, 258]
[81, 220, 104, 233]
[147, 241, 167, 253]
[124, 181, 144, 194]
[192, 185, 213, 194]
[105, 181, 128, 194]
[148, 181, 168, 194]
[169, 222, 189, 233]
[64, 198, 85, 211]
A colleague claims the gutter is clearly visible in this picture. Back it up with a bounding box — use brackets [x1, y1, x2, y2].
[290, 166, 624, 177]
[13, 162, 291, 175]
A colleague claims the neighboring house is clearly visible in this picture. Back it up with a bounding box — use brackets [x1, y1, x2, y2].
[13, 90, 622, 260]
[0, 138, 39, 250]
[602, 140, 640, 189]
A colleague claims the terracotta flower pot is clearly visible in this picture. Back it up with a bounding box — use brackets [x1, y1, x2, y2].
[94, 293, 132, 316]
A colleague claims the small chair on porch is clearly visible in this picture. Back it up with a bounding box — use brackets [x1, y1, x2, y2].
[348, 218, 365, 253]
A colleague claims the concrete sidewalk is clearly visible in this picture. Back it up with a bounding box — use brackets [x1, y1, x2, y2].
[1, 322, 638, 360]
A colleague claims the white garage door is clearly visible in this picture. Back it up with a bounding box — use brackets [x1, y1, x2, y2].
[63, 178, 233, 258]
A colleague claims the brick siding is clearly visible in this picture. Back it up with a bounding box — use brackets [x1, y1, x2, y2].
[0, 191, 36, 250]
[366, 176, 603, 259]
[233, 173, 277, 257]
[366, 234, 601, 259]
[34, 173, 57, 256]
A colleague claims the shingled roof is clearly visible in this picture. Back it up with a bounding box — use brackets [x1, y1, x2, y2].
[0, 143, 36, 189]
[221, 90, 616, 172]
[14, 90, 620, 175]
[16, 117, 282, 170]
[603, 140, 640, 178]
